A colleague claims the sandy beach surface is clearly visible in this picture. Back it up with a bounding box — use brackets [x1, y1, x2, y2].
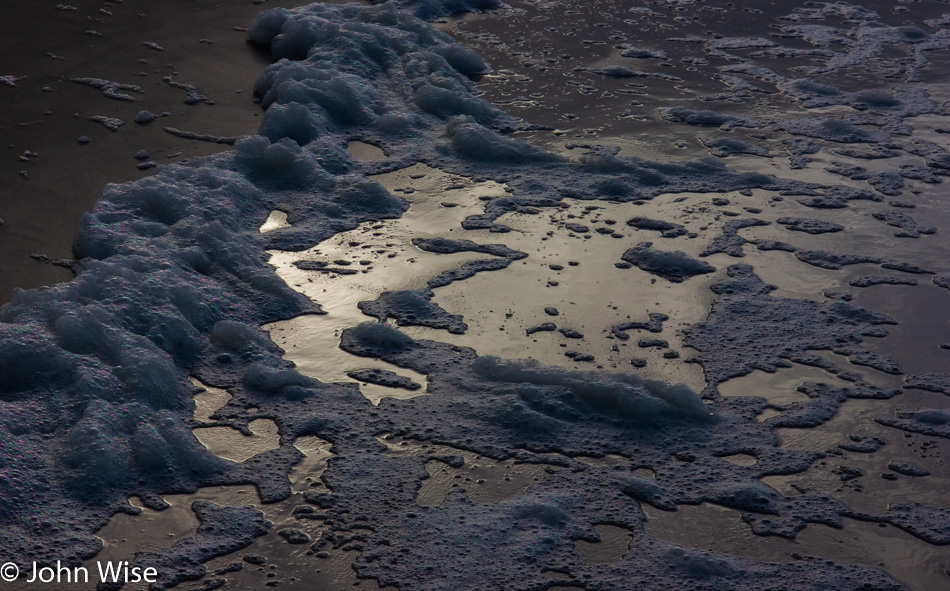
[2, 1, 950, 590]
[0, 0, 307, 303]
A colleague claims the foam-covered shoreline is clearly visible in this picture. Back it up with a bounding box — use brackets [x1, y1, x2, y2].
[2, 0, 949, 588]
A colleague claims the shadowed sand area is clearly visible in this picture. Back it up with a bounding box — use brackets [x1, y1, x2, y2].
[0, 0, 313, 303]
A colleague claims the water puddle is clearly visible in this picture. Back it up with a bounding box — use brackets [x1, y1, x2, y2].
[260, 209, 291, 233]
[643, 503, 950, 591]
[191, 378, 231, 422]
[851, 284, 950, 377]
[399, 191, 736, 393]
[717, 363, 851, 406]
[766, 388, 949, 510]
[188, 377, 282, 462]
[346, 140, 387, 161]
[720, 454, 758, 467]
[376, 435, 552, 506]
[264, 164, 511, 404]
[193, 419, 281, 463]
[88, 434, 343, 590]
[573, 524, 633, 564]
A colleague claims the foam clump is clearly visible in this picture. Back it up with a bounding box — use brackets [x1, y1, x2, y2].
[880, 503, 950, 545]
[336, 179, 408, 215]
[873, 210, 936, 238]
[210, 320, 276, 354]
[242, 363, 321, 398]
[248, 1, 515, 133]
[878, 408, 950, 439]
[341, 321, 416, 357]
[780, 118, 882, 143]
[688, 265, 899, 386]
[599, 65, 638, 77]
[660, 106, 761, 130]
[258, 102, 333, 146]
[347, 368, 421, 390]
[621, 242, 716, 282]
[445, 117, 562, 162]
[234, 135, 332, 190]
[794, 249, 880, 269]
[387, 0, 503, 19]
[902, 409, 950, 425]
[626, 216, 687, 238]
[905, 372, 950, 394]
[246, 7, 290, 45]
[849, 275, 917, 288]
[701, 137, 769, 158]
[667, 547, 738, 578]
[776, 217, 843, 234]
[359, 289, 468, 333]
[0, 323, 77, 394]
[620, 45, 667, 59]
[473, 356, 714, 422]
[887, 461, 930, 477]
[431, 44, 488, 75]
[412, 236, 525, 258]
[415, 80, 507, 125]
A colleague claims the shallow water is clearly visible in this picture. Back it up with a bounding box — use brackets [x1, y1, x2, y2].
[643, 503, 950, 591]
[263, 164, 512, 403]
[87, 434, 348, 591]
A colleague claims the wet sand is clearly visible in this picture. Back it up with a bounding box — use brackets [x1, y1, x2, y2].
[0, 0, 308, 303]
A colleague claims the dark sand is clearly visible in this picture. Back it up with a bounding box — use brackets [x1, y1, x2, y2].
[0, 0, 309, 303]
